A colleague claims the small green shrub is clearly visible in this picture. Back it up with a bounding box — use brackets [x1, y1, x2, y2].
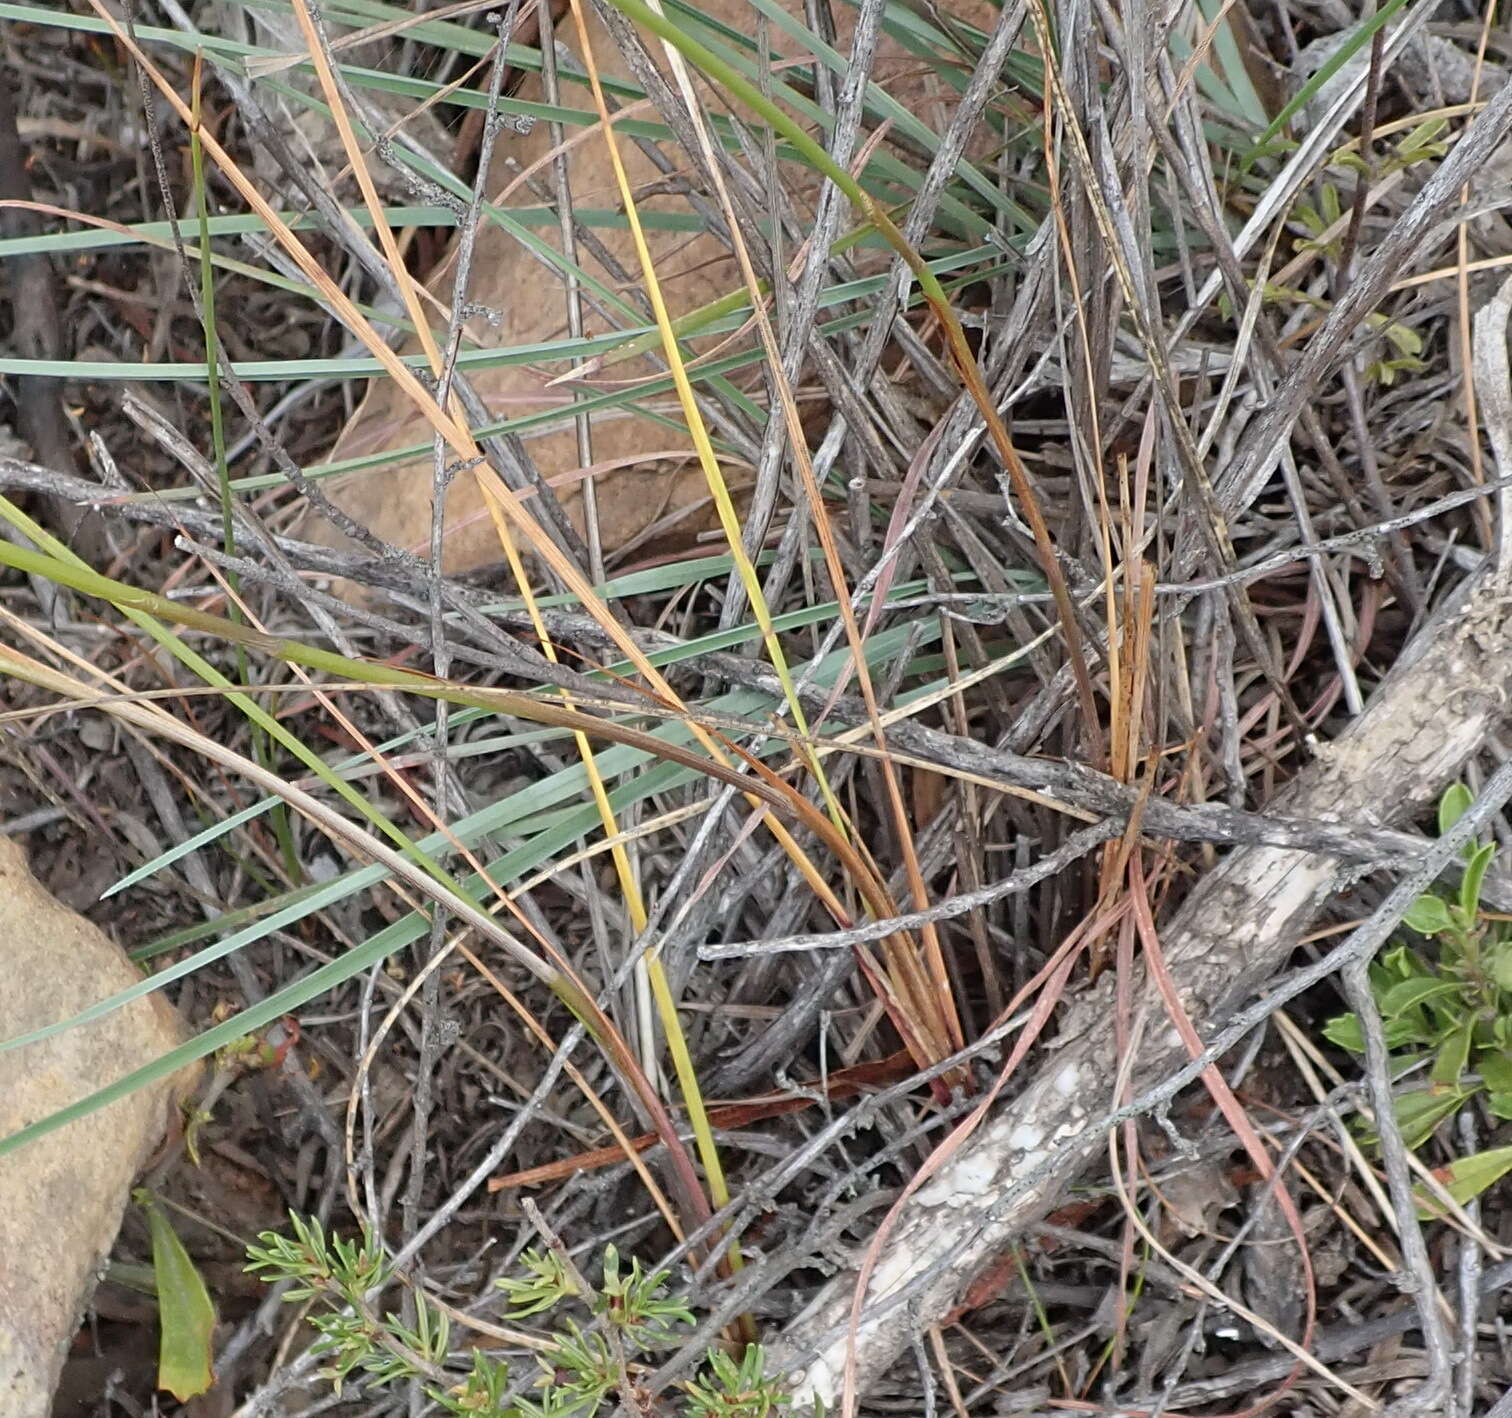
[1325, 784, 1512, 1207]
[245, 1214, 792, 1416]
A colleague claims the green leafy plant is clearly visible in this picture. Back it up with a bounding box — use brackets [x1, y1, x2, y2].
[1325, 784, 1512, 1205]
[1217, 280, 1425, 387]
[684, 1344, 794, 1418]
[1291, 119, 1450, 263]
[246, 1216, 791, 1416]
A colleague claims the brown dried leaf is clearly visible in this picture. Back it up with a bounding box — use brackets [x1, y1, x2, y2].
[1159, 1157, 1238, 1239]
[298, 0, 998, 583]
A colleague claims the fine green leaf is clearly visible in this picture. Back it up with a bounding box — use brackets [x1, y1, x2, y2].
[1242, 0, 1415, 162]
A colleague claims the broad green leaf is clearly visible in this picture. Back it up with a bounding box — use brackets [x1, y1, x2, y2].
[1402, 894, 1453, 937]
[1387, 1087, 1473, 1150]
[137, 1191, 216, 1401]
[1383, 1016, 1435, 1051]
[1415, 1145, 1512, 1217]
[1439, 781, 1474, 836]
[1322, 1013, 1364, 1053]
[1386, 1047, 1430, 1078]
[1430, 1020, 1475, 1088]
[1480, 1052, 1512, 1094]
[1491, 942, 1512, 993]
[1377, 976, 1462, 1019]
[1381, 944, 1430, 981]
[1460, 841, 1497, 919]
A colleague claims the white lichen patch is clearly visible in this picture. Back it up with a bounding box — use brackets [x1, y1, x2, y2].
[791, 1353, 840, 1413]
[1053, 1062, 1082, 1098]
[1002, 1142, 1048, 1185]
[916, 1148, 1000, 1207]
[1008, 1123, 1044, 1154]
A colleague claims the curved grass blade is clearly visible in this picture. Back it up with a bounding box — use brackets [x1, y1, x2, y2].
[1242, 0, 1414, 159]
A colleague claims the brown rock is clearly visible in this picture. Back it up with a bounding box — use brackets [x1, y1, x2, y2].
[0, 837, 198, 1417]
